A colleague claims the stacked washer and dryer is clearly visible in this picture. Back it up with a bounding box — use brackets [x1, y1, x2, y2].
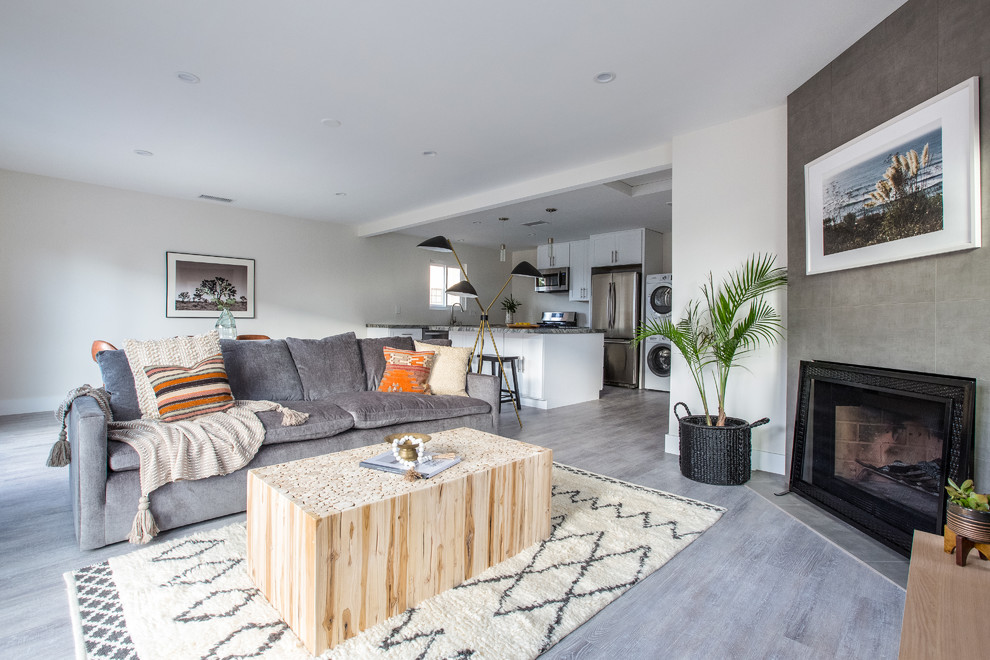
[642, 273, 672, 391]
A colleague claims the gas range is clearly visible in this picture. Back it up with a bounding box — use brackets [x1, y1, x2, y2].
[537, 311, 577, 328]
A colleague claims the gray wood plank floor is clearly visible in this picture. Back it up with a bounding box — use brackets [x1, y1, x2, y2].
[0, 388, 906, 659]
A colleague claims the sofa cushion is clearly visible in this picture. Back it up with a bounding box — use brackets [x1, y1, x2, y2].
[357, 336, 415, 391]
[95, 350, 142, 421]
[378, 347, 436, 394]
[328, 391, 492, 429]
[255, 400, 355, 445]
[286, 332, 366, 399]
[219, 339, 304, 401]
[107, 440, 140, 472]
[124, 331, 222, 419]
[414, 341, 471, 396]
[144, 354, 235, 421]
[107, 400, 357, 472]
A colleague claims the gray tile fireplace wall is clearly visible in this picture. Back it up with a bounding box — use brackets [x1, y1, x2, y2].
[786, 0, 990, 488]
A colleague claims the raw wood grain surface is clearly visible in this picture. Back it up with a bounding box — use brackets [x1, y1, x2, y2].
[246, 429, 552, 654]
[898, 530, 990, 659]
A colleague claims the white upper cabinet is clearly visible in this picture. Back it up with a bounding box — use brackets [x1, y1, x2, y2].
[536, 241, 570, 269]
[568, 239, 590, 301]
[589, 229, 643, 267]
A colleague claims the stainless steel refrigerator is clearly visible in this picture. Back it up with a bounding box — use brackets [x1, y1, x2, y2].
[591, 270, 640, 388]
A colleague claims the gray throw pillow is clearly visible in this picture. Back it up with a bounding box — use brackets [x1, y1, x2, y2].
[219, 339, 305, 401]
[285, 332, 367, 399]
[356, 336, 416, 391]
[94, 350, 142, 421]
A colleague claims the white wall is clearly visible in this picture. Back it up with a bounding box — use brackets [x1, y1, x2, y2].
[669, 106, 789, 474]
[0, 169, 507, 414]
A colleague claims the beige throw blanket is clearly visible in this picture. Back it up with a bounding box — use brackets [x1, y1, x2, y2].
[110, 401, 308, 544]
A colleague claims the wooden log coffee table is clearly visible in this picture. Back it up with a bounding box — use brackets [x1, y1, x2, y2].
[246, 427, 553, 655]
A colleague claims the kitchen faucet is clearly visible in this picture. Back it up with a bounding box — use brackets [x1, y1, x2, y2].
[449, 302, 462, 326]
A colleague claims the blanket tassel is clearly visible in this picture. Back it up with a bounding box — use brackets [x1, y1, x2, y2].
[46, 430, 71, 468]
[276, 404, 309, 426]
[127, 495, 159, 544]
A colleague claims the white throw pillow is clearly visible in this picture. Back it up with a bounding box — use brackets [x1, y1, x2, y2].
[124, 331, 223, 419]
[414, 341, 472, 397]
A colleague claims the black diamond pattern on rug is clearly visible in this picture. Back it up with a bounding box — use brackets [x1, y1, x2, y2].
[72, 561, 137, 660]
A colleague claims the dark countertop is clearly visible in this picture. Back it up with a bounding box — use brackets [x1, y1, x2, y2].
[366, 323, 604, 335]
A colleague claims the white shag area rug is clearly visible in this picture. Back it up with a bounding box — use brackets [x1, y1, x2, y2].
[65, 464, 724, 659]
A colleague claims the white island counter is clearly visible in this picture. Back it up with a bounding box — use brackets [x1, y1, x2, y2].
[366, 324, 604, 410]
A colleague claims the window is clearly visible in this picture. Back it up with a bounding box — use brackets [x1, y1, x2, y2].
[429, 263, 465, 309]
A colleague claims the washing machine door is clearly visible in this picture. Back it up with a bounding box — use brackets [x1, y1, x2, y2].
[649, 284, 672, 317]
[647, 342, 671, 377]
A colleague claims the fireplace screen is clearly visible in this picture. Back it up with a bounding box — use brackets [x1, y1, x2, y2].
[790, 361, 975, 555]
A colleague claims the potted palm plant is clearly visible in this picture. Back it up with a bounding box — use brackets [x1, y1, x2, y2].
[634, 253, 787, 485]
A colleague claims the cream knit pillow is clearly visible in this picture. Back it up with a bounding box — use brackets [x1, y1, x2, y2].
[124, 331, 223, 419]
[414, 341, 472, 397]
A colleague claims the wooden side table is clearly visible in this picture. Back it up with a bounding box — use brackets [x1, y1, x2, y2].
[898, 530, 990, 659]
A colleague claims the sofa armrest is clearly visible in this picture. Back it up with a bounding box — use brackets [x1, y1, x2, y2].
[466, 372, 500, 432]
[67, 395, 109, 550]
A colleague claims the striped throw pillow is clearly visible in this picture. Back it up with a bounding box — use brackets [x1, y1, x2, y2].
[143, 354, 235, 421]
[377, 347, 436, 394]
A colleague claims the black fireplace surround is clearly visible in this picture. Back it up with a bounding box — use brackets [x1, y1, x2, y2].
[789, 361, 975, 556]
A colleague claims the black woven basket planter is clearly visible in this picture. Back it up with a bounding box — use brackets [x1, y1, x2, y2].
[674, 402, 769, 486]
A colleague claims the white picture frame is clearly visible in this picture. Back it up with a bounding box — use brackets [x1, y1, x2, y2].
[166, 252, 256, 318]
[804, 77, 981, 275]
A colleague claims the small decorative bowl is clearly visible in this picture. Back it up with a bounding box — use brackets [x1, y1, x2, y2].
[384, 433, 431, 461]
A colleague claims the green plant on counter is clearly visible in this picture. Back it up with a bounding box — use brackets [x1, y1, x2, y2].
[500, 295, 521, 313]
[945, 478, 989, 511]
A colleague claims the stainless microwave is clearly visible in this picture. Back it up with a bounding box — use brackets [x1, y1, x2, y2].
[535, 267, 569, 293]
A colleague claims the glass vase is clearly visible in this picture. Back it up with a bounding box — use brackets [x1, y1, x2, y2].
[215, 308, 237, 339]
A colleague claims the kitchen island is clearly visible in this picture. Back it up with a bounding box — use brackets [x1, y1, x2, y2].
[366, 324, 604, 410]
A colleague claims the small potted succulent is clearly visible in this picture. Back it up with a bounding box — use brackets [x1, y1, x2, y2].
[500, 295, 521, 325]
[944, 478, 990, 565]
[945, 478, 990, 539]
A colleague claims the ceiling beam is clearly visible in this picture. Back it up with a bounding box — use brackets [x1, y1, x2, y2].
[355, 142, 673, 237]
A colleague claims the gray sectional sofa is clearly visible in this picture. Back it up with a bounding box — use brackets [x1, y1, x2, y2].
[68, 332, 500, 549]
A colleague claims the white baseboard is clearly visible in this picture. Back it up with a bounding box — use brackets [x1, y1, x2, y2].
[664, 434, 785, 475]
[752, 450, 785, 475]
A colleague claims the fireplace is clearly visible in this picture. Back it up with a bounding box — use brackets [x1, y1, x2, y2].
[789, 361, 975, 556]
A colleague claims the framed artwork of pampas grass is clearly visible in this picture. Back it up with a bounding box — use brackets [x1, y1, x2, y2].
[804, 77, 980, 275]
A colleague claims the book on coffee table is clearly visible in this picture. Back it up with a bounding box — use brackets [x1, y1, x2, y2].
[359, 450, 461, 478]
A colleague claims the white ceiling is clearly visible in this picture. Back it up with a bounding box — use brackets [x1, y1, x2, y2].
[0, 1, 906, 250]
[401, 170, 673, 251]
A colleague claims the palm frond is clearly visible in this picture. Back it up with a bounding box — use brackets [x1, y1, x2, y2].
[639, 253, 787, 426]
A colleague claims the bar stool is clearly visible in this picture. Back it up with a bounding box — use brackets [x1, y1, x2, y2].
[480, 354, 520, 412]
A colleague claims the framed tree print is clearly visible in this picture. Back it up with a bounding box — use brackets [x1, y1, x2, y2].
[166, 252, 255, 318]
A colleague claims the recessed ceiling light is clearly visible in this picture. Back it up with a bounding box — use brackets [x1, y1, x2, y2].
[321, 118, 342, 128]
[176, 71, 201, 84]
[133, 149, 153, 157]
[422, 151, 438, 157]
[594, 71, 616, 84]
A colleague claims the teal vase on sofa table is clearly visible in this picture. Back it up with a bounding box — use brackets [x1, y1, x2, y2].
[215, 308, 237, 339]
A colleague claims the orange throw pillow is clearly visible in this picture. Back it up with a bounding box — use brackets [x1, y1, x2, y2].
[377, 347, 436, 394]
